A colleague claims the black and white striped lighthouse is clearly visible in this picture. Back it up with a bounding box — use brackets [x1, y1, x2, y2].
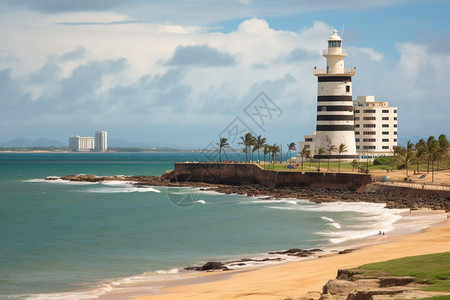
[313, 30, 357, 160]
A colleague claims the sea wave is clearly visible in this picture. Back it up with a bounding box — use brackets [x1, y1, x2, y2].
[85, 186, 161, 193]
[16, 269, 182, 300]
[24, 177, 99, 185]
[320, 216, 341, 229]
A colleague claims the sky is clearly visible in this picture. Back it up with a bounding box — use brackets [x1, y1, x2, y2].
[0, 0, 449, 149]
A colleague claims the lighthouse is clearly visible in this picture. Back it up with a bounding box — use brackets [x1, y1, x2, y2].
[313, 30, 357, 160]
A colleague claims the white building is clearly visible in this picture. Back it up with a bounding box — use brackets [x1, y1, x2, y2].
[69, 135, 94, 152]
[95, 131, 108, 151]
[354, 96, 398, 159]
[312, 30, 357, 160]
[299, 132, 316, 154]
[297, 96, 398, 161]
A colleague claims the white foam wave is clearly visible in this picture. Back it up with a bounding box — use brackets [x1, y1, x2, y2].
[86, 186, 161, 193]
[23, 178, 46, 183]
[194, 200, 206, 204]
[44, 179, 99, 185]
[250, 198, 304, 206]
[320, 216, 341, 229]
[21, 268, 181, 300]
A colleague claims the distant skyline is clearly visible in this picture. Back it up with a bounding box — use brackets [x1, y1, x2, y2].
[1, 0, 449, 149]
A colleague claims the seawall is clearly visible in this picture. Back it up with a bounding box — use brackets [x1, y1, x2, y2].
[173, 163, 372, 190]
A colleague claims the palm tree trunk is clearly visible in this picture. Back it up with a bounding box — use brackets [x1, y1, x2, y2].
[432, 161, 434, 182]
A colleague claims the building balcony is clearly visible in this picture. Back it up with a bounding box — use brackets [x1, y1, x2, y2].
[313, 68, 356, 76]
[323, 49, 347, 56]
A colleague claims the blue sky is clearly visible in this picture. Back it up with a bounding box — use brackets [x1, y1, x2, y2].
[0, 0, 449, 148]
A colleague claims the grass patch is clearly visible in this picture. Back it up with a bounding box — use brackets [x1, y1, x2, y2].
[357, 252, 450, 292]
[418, 296, 450, 300]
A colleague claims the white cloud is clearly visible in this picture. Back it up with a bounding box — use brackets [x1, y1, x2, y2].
[0, 3, 448, 145]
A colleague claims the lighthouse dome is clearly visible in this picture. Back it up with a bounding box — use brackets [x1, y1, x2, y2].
[328, 29, 342, 41]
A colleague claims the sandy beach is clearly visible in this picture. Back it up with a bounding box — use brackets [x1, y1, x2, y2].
[133, 214, 450, 300]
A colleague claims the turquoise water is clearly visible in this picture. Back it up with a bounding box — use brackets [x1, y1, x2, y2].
[0, 153, 412, 299]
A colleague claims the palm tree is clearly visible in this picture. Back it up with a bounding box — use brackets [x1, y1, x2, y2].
[437, 134, 449, 171]
[299, 147, 310, 171]
[394, 142, 415, 177]
[239, 132, 255, 163]
[404, 141, 415, 177]
[253, 135, 267, 163]
[263, 144, 271, 169]
[271, 144, 280, 169]
[414, 141, 425, 174]
[429, 139, 442, 183]
[317, 147, 325, 171]
[337, 143, 347, 172]
[287, 142, 297, 165]
[326, 144, 337, 171]
[217, 137, 229, 162]
[417, 136, 437, 173]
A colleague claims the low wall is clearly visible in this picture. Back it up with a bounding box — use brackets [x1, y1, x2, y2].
[173, 163, 372, 189]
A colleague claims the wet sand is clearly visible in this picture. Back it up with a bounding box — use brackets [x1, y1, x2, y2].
[133, 214, 450, 300]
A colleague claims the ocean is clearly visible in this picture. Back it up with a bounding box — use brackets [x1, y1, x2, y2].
[0, 152, 443, 299]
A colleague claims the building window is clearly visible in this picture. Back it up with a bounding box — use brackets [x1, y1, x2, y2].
[363, 131, 376, 135]
[394, 131, 397, 135]
[382, 117, 389, 120]
[382, 124, 389, 128]
[363, 138, 376, 142]
[394, 124, 397, 128]
[356, 146, 360, 149]
[304, 145, 310, 148]
[355, 138, 360, 142]
[346, 85, 350, 93]
[305, 138, 313, 142]
[355, 131, 360, 135]
[382, 146, 390, 150]
[394, 117, 397, 120]
[382, 110, 389, 113]
[363, 124, 376, 128]
[394, 110, 397, 113]
[363, 109, 376, 113]
[363, 146, 376, 150]
[355, 110, 360, 113]
[382, 139, 389, 142]
[355, 124, 360, 128]
[394, 139, 397, 142]
[363, 117, 376, 120]
[355, 117, 360, 121]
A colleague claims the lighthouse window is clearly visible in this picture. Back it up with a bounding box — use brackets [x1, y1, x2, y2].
[328, 41, 341, 48]
[346, 85, 350, 93]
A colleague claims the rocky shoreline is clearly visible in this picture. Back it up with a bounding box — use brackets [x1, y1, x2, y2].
[48, 174, 450, 211]
[316, 268, 450, 300]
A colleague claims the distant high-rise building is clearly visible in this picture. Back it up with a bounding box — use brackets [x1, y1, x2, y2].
[69, 135, 94, 152]
[95, 131, 107, 151]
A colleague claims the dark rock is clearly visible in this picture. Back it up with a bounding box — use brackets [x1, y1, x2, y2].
[338, 249, 353, 255]
[379, 276, 415, 287]
[200, 261, 224, 271]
